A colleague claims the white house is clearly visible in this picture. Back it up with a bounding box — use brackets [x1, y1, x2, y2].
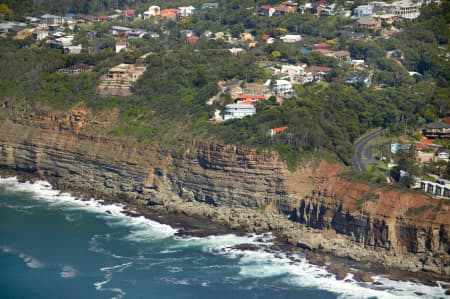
[32, 30, 48, 40]
[271, 79, 294, 95]
[223, 104, 256, 120]
[144, 6, 161, 19]
[388, 0, 421, 19]
[179, 6, 196, 17]
[354, 4, 373, 18]
[280, 34, 302, 43]
[115, 41, 128, 53]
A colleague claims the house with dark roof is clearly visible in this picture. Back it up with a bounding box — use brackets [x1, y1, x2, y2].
[424, 122, 450, 139]
[58, 64, 94, 74]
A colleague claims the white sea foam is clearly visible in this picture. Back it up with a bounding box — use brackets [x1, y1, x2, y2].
[0, 177, 177, 242]
[18, 252, 44, 269]
[235, 249, 447, 299]
[60, 265, 77, 278]
[1, 176, 448, 298]
[94, 262, 132, 299]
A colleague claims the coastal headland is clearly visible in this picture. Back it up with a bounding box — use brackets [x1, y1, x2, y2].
[1, 104, 450, 284]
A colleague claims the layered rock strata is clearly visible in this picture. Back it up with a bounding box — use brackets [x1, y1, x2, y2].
[0, 105, 449, 277]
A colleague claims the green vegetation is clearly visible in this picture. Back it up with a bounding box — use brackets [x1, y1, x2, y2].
[406, 204, 433, 217]
[0, 1, 449, 172]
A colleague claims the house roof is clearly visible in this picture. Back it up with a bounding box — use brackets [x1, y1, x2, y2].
[313, 48, 334, 55]
[122, 9, 136, 16]
[260, 5, 272, 10]
[426, 122, 450, 129]
[443, 117, 450, 124]
[334, 50, 350, 57]
[315, 42, 331, 49]
[187, 35, 199, 44]
[271, 126, 288, 133]
[261, 34, 272, 41]
[236, 94, 266, 100]
[63, 64, 93, 71]
[357, 16, 380, 26]
[305, 66, 332, 73]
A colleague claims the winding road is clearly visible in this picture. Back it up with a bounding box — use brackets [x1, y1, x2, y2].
[352, 129, 383, 172]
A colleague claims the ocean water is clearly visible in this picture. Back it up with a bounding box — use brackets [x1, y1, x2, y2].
[0, 177, 448, 299]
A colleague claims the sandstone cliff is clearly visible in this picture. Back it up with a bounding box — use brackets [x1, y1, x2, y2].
[0, 104, 449, 277]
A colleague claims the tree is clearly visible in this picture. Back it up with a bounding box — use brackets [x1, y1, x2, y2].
[391, 147, 421, 188]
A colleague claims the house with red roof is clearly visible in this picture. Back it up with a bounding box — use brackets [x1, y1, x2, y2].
[187, 34, 200, 44]
[270, 126, 288, 137]
[121, 9, 137, 21]
[259, 5, 275, 16]
[160, 8, 180, 20]
[235, 94, 266, 103]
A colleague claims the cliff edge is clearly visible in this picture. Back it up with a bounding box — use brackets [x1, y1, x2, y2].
[0, 104, 449, 277]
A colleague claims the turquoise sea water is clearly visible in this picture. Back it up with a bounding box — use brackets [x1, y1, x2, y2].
[0, 177, 447, 299]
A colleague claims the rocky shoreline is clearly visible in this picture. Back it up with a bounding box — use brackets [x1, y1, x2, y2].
[2, 169, 449, 289]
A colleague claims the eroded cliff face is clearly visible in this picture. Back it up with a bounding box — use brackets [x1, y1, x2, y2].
[1, 104, 449, 276]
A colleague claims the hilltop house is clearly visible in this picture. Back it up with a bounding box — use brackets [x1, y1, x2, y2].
[270, 79, 295, 96]
[97, 63, 147, 96]
[179, 6, 196, 17]
[388, 0, 421, 19]
[356, 16, 381, 30]
[58, 64, 93, 74]
[280, 34, 302, 43]
[223, 104, 256, 120]
[270, 126, 288, 137]
[144, 6, 160, 19]
[424, 122, 450, 139]
[115, 41, 128, 53]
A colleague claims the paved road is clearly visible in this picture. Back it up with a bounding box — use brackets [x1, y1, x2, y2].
[352, 129, 383, 172]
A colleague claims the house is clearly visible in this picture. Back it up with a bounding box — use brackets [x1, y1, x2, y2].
[270, 126, 288, 137]
[65, 44, 82, 54]
[242, 82, 273, 96]
[58, 64, 93, 74]
[424, 122, 450, 139]
[273, 5, 296, 15]
[32, 30, 48, 40]
[356, 16, 381, 30]
[305, 66, 332, 81]
[354, 4, 373, 18]
[261, 34, 274, 44]
[280, 34, 302, 43]
[229, 48, 246, 56]
[144, 6, 161, 19]
[127, 30, 146, 39]
[259, 5, 275, 16]
[334, 50, 351, 61]
[315, 42, 332, 49]
[201, 3, 219, 10]
[313, 48, 334, 56]
[97, 63, 147, 96]
[437, 151, 450, 161]
[179, 6, 196, 17]
[187, 34, 200, 44]
[235, 94, 266, 103]
[388, 0, 421, 19]
[40, 14, 62, 26]
[50, 35, 74, 49]
[115, 41, 128, 53]
[271, 79, 295, 96]
[111, 26, 132, 37]
[160, 8, 180, 20]
[223, 104, 256, 121]
[239, 32, 254, 41]
[121, 9, 137, 20]
[415, 136, 434, 150]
